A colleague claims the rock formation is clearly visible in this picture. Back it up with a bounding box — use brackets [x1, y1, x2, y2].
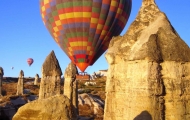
[64, 62, 79, 114]
[0, 67, 3, 96]
[16, 70, 24, 95]
[34, 74, 40, 85]
[104, 0, 190, 120]
[12, 95, 77, 120]
[78, 93, 104, 118]
[39, 50, 62, 99]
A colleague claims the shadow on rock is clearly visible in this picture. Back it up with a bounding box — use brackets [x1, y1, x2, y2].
[134, 111, 152, 120]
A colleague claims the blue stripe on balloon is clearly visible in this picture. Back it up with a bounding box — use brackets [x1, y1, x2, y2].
[64, 23, 90, 29]
[46, 8, 51, 14]
[50, 1, 56, 7]
[94, 0, 102, 3]
[90, 28, 96, 33]
[74, 50, 86, 55]
[102, 4, 110, 10]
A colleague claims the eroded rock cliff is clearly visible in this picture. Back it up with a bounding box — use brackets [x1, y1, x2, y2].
[104, 0, 190, 120]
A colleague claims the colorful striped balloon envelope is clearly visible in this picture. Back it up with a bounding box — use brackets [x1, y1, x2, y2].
[40, 0, 132, 72]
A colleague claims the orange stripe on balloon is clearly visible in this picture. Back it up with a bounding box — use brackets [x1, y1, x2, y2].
[96, 29, 102, 34]
[45, 3, 50, 8]
[91, 13, 99, 18]
[103, 0, 111, 4]
[54, 16, 60, 21]
[90, 23, 97, 28]
[98, 19, 105, 24]
[110, 6, 116, 11]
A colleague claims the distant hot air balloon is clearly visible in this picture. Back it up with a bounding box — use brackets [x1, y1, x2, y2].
[27, 58, 34, 66]
[11, 67, 14, 70]
[40, 0, 132, 72]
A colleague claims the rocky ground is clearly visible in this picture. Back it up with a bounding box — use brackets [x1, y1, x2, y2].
[0, 76, 106, 120]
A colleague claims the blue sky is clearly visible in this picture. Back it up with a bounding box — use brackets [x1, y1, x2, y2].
[0, 1, 189, 77]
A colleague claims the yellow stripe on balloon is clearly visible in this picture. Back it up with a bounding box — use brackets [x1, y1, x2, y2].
[89, 51, 93, 55]
[44, 0, 49, 4]
[69, 47, 73, 51]
[74, 12, 82, 18]
[101, 30, 107, 36]
[83, 42, 88, 46]
[87, 46, 91, 51]
[53, 33, 58, 37]
[59, 12, 91, 20]
[97, 24, 103, 30]
[53, 27, 59, 32]
[111, 1, 118, 7]
[68, 52, 72, 56]
[91, 18, 98, 24]
[117, 8, 122, 14]
[83, 12, 91, 18]
[70, 42, 77, 47]
[55, 20, 62, 26]
[74, 12, 91, 18]
[59, 14, 66, 20]
[66, 12, 74, 18]
[41, 14, 44, 19]
[70, 41, 88, 47]
[41, 6, 46, 12]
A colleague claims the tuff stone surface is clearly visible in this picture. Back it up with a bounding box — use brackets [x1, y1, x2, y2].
[64, 62, 78, 78]
[41, 50, 62, 76]
[104, 0, 190, 120]
[64, 62, 78, 114]
[39, 50, 62, 99]
[12, 95, 77, 120]
[16, 70, 24, 95]
[78, 93, 104, 116]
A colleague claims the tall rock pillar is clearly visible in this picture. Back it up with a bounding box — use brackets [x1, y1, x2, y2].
[16, 70, 24, 95]
[0, 67, 4, 96]
[39, 50, 62, 99]
[64, 62, 78, 114]
[34, 74, 40, 85]
[104, 0, 190, 120]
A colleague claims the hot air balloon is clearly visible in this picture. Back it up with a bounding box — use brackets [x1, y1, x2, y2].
[27, 58, 34, 66]
[11, 67, 14, 70]
[40, 0, 132, 72]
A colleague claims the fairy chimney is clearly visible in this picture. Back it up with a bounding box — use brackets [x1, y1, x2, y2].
[34, 74, 40, 85]
[104, 0, 190, 120]
[64, 62, 79, 114]
[16, 70, 24, 95]
[39, 50, 62, 99]
[0, 67, 4, 96]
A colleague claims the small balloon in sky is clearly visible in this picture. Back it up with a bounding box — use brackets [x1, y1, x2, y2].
[27, 58, 34, 66]
[40, 0, 132, 72]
